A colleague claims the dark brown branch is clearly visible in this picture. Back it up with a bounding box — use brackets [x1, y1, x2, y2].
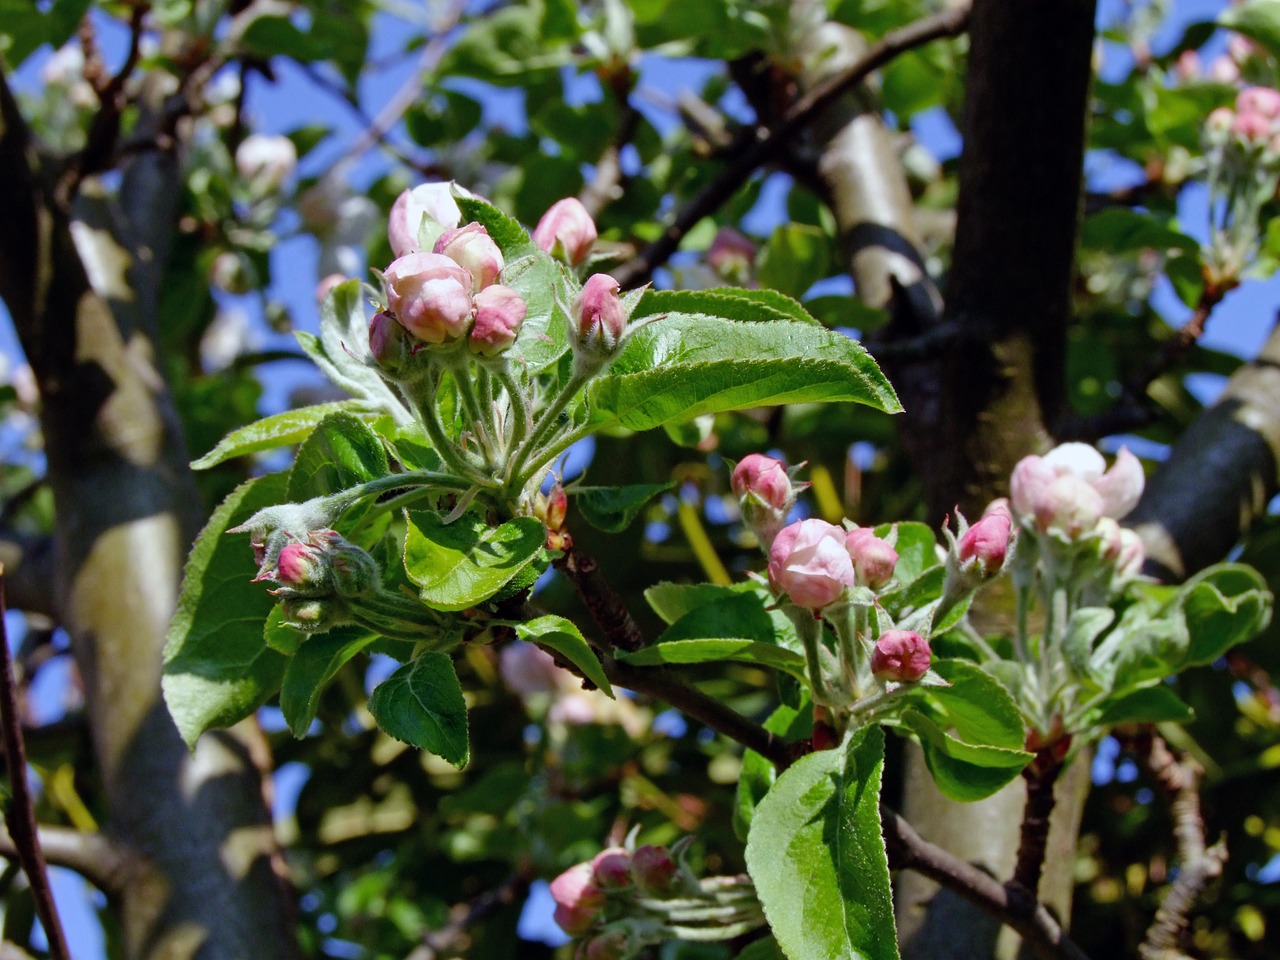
[612, 4, 971, 289]
[882, 804, 1089, 960]
[0, 823, 136, 898]
[555, 544, 646, 653]
[1012, 748, 1066, 897]
[0, 566, 71, 960]
[1129, 730, 1226, 960]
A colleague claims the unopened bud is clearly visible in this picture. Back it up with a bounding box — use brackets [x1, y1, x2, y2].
[871, 629, 931, 683]
[708, 227, 756, 283]
[732, 454, 791, 511]
[434, 222, 504, 292]
[535, 484, 569, 531]
[956, 500, 1012, 576]
[270, 542, 331, 595]
[533, 197, 598, 265]
[384, 252, 474, 344]
[315, 273, 346, 303]
[389, 182, 462, 258]
[279, 596, 349, 633]
[845, 528, 898, 589]
[550, 862, 606, 936]
[573, 274, 627, 347]
[768, 519, 854, 611]
[235, 134, 296, 193]
[1238, 86, 1280, 121]
[591, 848, 632, 889]
[307, 530, 380, 597]
[369, 310, 414, 375]
[469, 285, 526, 357]
[630, 845, 678, 894]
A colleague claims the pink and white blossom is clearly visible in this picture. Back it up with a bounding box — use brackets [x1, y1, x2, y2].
[768, 519, 854, 610]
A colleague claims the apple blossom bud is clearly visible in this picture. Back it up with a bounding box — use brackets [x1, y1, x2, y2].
[630, 845, 678, 894]
[533, 197, 598, 265]
[469, 284, 526, 357]
[1209, 55, 1241, 84]
[535, 483, 569, 532]
[389, 183, 462, 257]
[957, 500, 1012, 576]
[434, 222, 504, 291]
[708, 227, 756, 282]
[871, 629, 931, 683]
[315, 273, 345, 303]
[1233, 108, 1272, 147]
[550, 862, 606, 936]
[268, 542, 331, 595]
[235, 134, 296, 192]
[1238, 86, 1280, 121]
[573, 274, 627, 348]
[591, 848, 632, 889]
[1204, 106, 1235, 149]
[384, 252, 474, 344]
[732, 454, 792, 511]
[279, 596, 349, 633]
[845, 528, 898, 589]
[768, 519, 854, 611]
[307, 530, 380, 597]
[369, 310, 413, 374]
[1010, 444, 1141, 539]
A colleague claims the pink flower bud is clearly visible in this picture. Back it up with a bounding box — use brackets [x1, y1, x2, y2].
[845, 528, 898, 589]
[384, 252, 474, 344]
[550, 863, 606, 936]
[1238, 86, 1280, 121]
[732, 454, 792, 511]
[1174, 49, 1201, 82]
[573, 274, 628, 350]
[469, 284, 526, 357]
[1209, 55, 1241, 84]
[630, 845, 678, 894]
[533, 197, 598, 265]
[1205, 106, 1235, 143]
[871, 629, 931, 683]
[768, 519, 854, 611]
[433, 222, 504, 291]
[389, 183, 462, 258]
[535, 483, 569, 531]
[270, 542, 331, 594]
[368, 310, 413, 373]
[1233, 108, 1272, 146]
[235, 134, 296, 192]
[591, 848, 632, 889]
[708, 227, 756, 281]
[957, 501, 1012, 576]
[315, 273, 345, 303]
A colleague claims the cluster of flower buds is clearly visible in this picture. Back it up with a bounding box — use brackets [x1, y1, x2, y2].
[533, 197, 598, 266]
[766, 518, 898, 613]
[549, 840, 761, 958]
[730, 453, 807, 547]
[1010, 443, 1143, 541]
[251, 529, 380, 632]
[1205, 87, 1280, 159]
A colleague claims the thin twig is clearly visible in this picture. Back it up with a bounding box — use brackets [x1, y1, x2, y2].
[0, 823, 134, 898]
[554, 543, 646, 653]
[1012, 747, 1066, 897]
[881, 804, 1091, 960]
[613, 4, 971, 289]
[0, 565, 71, 960]
[1130, 729, 1227, 960]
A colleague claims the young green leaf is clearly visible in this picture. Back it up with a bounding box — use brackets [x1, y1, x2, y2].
[622, 639, 809, 679]
[311, 280, 409, 417]
[191, 401, 361, 470]
[588, 315, 900, 433]
[280, 627, 378, 737]
[570, 482, 674, 532]
[367, 652, 469, 766]
[516, 614, 612, 696]
[632, 288, 820, 326]
[746, 726, 899, 960]
[286, 410, 390, 501]
[162, 473, 291, 748]
[1087, 685, 1195, 728]
[900, 710, 1031, 803]
[404, 510, 545, 611]
[456, 195, 531, 252]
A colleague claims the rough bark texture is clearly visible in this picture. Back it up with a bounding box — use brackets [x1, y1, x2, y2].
[0, 69, 296, 960]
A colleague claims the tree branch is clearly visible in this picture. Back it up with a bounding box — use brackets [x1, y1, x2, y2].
[881, 805, 1091, 960]
[612, 4, 970, 289]
[0, 566, 72, 960]
[406, 871, 532, 960]
[0, 822, 136, 898]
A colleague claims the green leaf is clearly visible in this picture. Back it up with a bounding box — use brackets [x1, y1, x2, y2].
[644, 581, 759, 625]
[735, 937, 787, 960]
[456, 196, 530, 252]
[570, 482, 674, 532]
[163, 473, 290, 747]
[516, 615, 613, 697]
[0, 1, 49, 66]
[875, 522, 939, 585]
[286, 411, 389, 501]
[1179, 564, 1272, 665]
[263, 604, 306, 656]
[499, 251, 573, 373]
[757, 224, 832, 299]
[1062, 607, 1115, 678]
[1089, 685, 1194, 728]
[652, 590, 799, 649]
[734, 703, 812, 842]
[191, 402, 360, 469]
[404, 510, 546, 611]
[1080, 209, 1199, 254]
[313, 280, 408, 414]
[622, 640, 808, 679]
[901, 710, 1031, 802]
[632, 288, 820, 326]
[918, 660, 1027, 751]
[280, 627, 378, 737]
[589, 315, 900, 433]
[367, 653, 469, 766]
[746, 727, 899, 960]
[1222, 0, 1280, 62]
